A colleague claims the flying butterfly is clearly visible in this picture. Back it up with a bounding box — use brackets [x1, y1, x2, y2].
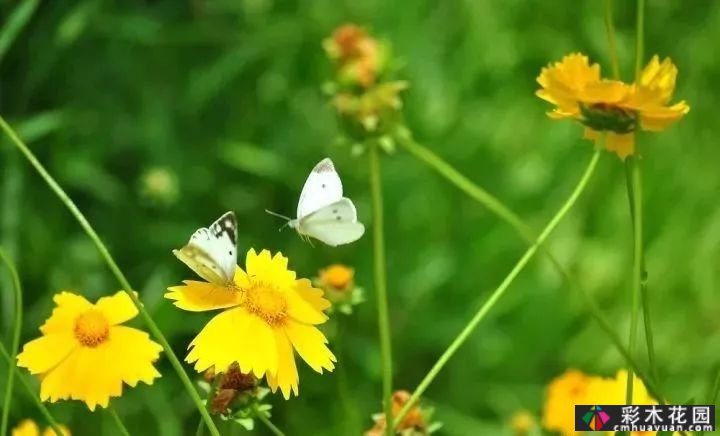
[267, 157, 365, 246]
[173, 211, 237, 285]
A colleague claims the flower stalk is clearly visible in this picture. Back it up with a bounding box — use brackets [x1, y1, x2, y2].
[0, 248, 22, 436]
[396, 133, 664, 402]
[0, 342, 64, 436]
[108, 405, 132, 436]
[0, 116, 221, 436]
[369, 143, 394, 436]
[393, 148, 602, 428]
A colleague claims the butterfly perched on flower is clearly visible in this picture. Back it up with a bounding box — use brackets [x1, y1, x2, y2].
[173, 211, 238, 286]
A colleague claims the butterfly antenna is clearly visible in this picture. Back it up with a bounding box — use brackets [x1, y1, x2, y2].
[265, 209, 292, 221]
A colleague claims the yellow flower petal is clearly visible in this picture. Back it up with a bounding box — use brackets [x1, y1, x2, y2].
[186, 307, 277, 377]
[40, 292, 92, 334]
[244, 314, 278, 377]
[297, 278, 331, 312]
[542, 369, 591, 436]
[17, 333, 77, 375]
[96, 291, 138, 325]
[577, 79, 630, 104]
[605, 132, 635, 160]
[107, 326, 163, 387]
[639, 101, 690, 131]
[42, 426, 71, 436]
[286, 286, 328, 325]
[12, 421, 71, 436]
[639, 55, 678, 104]
[284, 319, 336, 373]
[536, 53, 601, 117]
[12, 419, 39, 436]
[165, 280, 242, 312]
[186, 307, 249, 373]
[266, 330, 298, 399]
[245, 249, 296, 289]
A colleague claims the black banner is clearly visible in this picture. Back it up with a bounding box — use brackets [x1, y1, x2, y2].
[575, 405, 715, 432]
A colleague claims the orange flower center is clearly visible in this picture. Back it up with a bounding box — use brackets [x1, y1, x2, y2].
[244, 283, 287, 326]
[321, 264, 354, 290]
[74, 309, 110, 347]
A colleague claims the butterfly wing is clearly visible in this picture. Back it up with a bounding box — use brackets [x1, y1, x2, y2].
[298, 198, 365, 246]
[173, 211, 237, 285]
[296, 158, 343, 220]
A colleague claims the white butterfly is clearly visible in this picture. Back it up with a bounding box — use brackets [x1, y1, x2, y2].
[173, 211, 238, 285]
[268, 158, 365, 246]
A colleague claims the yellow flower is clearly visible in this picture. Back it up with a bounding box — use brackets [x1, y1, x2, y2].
[12, 419, 70, 436]
[542, 369, 658, 436]
[319, 264, 355, 291]
[542, 369, 592, 436]
[16, 291, 162, 411]
[510, 410, 536, 435]
[537, 53, 689, 159]
[165, 248, 336, 399]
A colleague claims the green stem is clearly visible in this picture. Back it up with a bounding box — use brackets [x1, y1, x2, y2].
[635, 0, 646, 79]
[625, 0, 647, 405]
[710, 368, 720, 404]
[0, 116, 221, 436]
[0, 342, 64, 436]
[256, 409, 286, 436]
[0, 249, 22, 436]
[368, 144, 394, 436]
[397, 135, 665, 403]
[335, 322, 362, 434]
[603, 0, 621, 79]
[195, 374, 221, 436]
[624, 162, 657, 385]
[108, 405, 131, 436]
[393, 149, 602, 428]
[625, 157, 643, 404]
[397, 134, 528, 235]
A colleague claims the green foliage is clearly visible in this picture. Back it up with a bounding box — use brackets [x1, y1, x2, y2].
[1, 0, 719, 435]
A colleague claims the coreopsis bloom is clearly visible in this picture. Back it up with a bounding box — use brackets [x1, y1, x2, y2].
[536, 53, 689, 159]
[542, 369, 657, 436]
[16, 291, 162, 411]
[166, 249, 336, 399]
[542, 369, 591, 435]
[366, 390, 440, 436]
[316, 264, 365, 314]
[12, 420, 70, 436]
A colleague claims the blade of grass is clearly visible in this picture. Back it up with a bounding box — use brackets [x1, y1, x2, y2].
[0, 0, 40, 64]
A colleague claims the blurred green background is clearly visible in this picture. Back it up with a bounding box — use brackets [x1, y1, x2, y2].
[1, 0, 719, 434]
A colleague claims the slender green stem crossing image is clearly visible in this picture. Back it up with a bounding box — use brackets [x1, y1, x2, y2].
[0, 1, 713, 435]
